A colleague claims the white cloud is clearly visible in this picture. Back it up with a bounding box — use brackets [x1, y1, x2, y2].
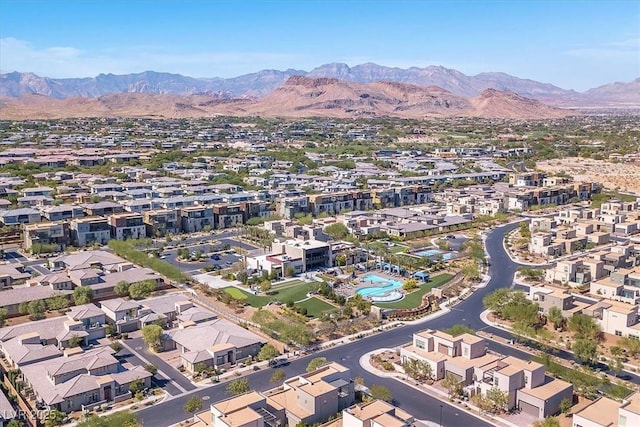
[0, 37, 308, 78]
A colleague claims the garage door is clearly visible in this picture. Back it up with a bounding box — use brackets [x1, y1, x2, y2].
[519, 400, 539, 417]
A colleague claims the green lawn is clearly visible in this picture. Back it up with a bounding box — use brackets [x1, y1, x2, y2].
[295, 297, 336, 318]
[375, 273, 454, 309]
[223, 280, 321, 308]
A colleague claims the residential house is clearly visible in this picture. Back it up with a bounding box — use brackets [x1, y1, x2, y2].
[20, 347, 152, 413]
[166, 318, 264, 373]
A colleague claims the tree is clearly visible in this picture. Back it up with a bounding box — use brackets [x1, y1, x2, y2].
[144, 364, 158, 375]
[110, 342, 123, 352]
[402, 278, 419, 291]
[547, 306, 564, 330]
[532, 417, 561, 427]
[324, 223, 350, 240]
[335, 254, 347, 266]
[184, 396, 203, 413]
[129, 280, 157, 299]
[114, 280, 131, 297]
[369, 384, 392, 402]
[442, 373, 462, 396]
[128, 378, 145, 394]
[73, 286, 93, 305]
[306, 357, 328, 372]
[44, 409, 66, 427]
[7, 420, 24, 427]
[559, 397, 573, 416]
[610, 357, 624, 378]
[46, 294, 69, 311]
[259, 280, 272, 294]
[270, 368, 285, 384]
[619, 336, 640, 357]
[68, 335, 84, 348]
[572, 339, 598, 365]
[23, 300, 46, 320]
[76, 412, 140, 427]
[141, 324, 164, 352]
[257, 344, 280, 361]
[0, 307, 8, 327]
[285, 265, 295, 277]
[568, 313, 601, 340]
[485, 387, 509, 413]
[226, 378, 249, 396]
[402, 358, 433, 381]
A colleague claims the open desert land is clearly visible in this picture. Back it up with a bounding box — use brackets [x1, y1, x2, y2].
[538, 157, 640, 194]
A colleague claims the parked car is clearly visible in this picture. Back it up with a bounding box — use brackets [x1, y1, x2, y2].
[211, 254, 221, 260]
[269, 358, 289, 368]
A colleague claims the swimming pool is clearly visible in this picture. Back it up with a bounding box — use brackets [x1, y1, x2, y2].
[357, 274, 403, 297]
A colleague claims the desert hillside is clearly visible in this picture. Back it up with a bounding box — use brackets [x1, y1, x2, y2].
[0, 77, 574, 120]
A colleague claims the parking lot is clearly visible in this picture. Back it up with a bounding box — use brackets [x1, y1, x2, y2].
[161, 238, 257, 275]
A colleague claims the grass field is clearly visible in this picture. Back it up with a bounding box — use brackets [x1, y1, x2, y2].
[223, 280, 321, 309]
[295, 297, 336, 318]
[375, 273, 454, 309]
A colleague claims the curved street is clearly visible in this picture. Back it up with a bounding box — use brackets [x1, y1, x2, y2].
[136, 221, 640, 426]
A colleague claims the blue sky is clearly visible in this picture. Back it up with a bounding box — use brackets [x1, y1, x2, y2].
[0, 0, 638, 90]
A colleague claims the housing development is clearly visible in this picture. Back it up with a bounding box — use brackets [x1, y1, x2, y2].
[0, 114, 638, 427]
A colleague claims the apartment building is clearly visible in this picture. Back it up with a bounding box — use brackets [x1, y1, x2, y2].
[0, 208, 41, 226]
[70, 217, 111, 246]
[143, 209, 180, 237]
[23, 221, 70, 251]
[276, 196, 310, 219]
[108, 212, 146, 240]
[180, 206, 214, 233]
[213, 204, 244, 230]
[40, 204, 85, 221]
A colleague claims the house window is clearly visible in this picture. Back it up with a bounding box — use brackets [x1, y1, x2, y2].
[415, 340, 425, 349]
[494, 378, 499, 387]
[524, 375, 528, 385]
[619, 415, 626, 427]
[616, 330, 623, 336]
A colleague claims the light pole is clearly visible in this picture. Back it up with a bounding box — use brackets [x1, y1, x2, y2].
[439, 404, 443, 427]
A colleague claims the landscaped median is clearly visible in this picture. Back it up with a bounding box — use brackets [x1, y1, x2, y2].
[533, 354, 633, 401]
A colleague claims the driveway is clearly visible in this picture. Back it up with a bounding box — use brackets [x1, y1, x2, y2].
[125, 337, 196, 392]
[118, 345, 183, 396]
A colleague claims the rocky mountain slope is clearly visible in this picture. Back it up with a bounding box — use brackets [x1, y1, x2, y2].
[0, 76, 573, 120]
[2, 63, 636, 107]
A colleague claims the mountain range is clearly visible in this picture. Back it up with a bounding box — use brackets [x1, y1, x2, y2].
[0, 76, 573, 120]
[1, 63, 638, 108]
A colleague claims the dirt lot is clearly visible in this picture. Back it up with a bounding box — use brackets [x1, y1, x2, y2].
[537, 158, 640, 194]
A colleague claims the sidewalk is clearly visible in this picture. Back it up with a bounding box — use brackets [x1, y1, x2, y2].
[358, 349, 518, 427]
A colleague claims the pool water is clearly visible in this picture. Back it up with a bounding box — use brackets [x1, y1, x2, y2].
[357, 274, 403, 297]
